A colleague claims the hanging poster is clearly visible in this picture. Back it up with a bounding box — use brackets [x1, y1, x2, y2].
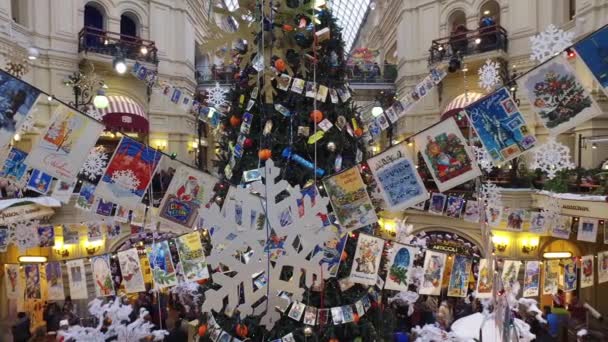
[105, 223, 121, 240]
[367, 143, 428, 211]
[147, 240, 178, 289]
[37, 225, 55, 247]
[523, 261, 540, 297]
[517, 55, 601, 136]
[5, 264, 20, 299]
[580, 255, 594, 289]
[303, 306, 317, 326]
[45, 262, 65, 301]
[414, 117, 481, 192]
[26, 169, 53, 194]
[501, 260, 521, 291]
[428, 193, 446, 215]
[447, 255, 472, 297]
[465, 88, 537, 163]
[529, 212, 547, 234]
[543, 260, 560, 294]
[0, 70, 42, 147]
[551, 215, 571, 239]
[419, 251, 447, 295]
[147, 156, 180, 208]
[577, 218, 598, 243]
[25, 104, 104, 182]
[323, 167, 378, 230]
[349, 234, 384, 285]
[574, 26, 608, 98]
[445, 196, 465, 218]
[159, 165, 217, 228]
[66, 259, 88, 299]
[93, 198, 114, 216]
[604, 222, 608, 244]
[487, 206, 503, 227]
[0, 147, 29, 181]
[75, 181, 96, 211]
[175, 232, 209, 281]
[94, 137, 162, 207]
[117, 248, 146, 294]
[86, 222, 103, 241]
[0, 226, 8, 252]
[463, 201, 481, 223]
[598, 251, 608, 284]
[500, 208, 531, 231]
[63, 224, 81, 245]
[50, 180, 75, 204]
[288, 301, 306, 321]
[92, 255, 115, 297]
[312, 220, 348, 277]
[563, 257, 577, 292]
[130, 204, 146, 228]
[77, 144, 113, 185]
[476, 259, 494, 299]
[24, 264, 41, 299]
[114, 205, 130, 223]
[384, 243, 417, 291]
[331, 306, 344, 325]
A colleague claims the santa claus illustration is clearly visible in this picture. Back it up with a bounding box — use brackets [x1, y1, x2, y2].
[176, 175, 200, 202]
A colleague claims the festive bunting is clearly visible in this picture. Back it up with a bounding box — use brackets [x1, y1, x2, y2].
[312, 220, 348, 277]
[574, 25, 608, 98]
[147, 240, 178, 289]
[0, 69, 42, 147]
[26, 169, 53, 194]
[577, 217, 598, 242]
[419, 251, 446, 296]
[581, 255, 594, 289]
[543, 259, 560, 294]
[529, 212, 548, 234]
[50, 180, 75, 204]
[175, 231, 209, 282]
[350, 234, 384, 286]
[501, 260, 521, 291]
[551, 215, 572, 239]
[384, 243, 417, 292]
[447, 255, 471, 298]
[4, 264, 20, 299]
[563, 257, 578, 292]
[45, 262, 65, 301]
[0, 226, 8, 252]
[37, 225, 55, 247]
[66, 259, 88, 299]
[117, 248, 146, 294]
[24, 264, 40, 299]
[445, 196, 465, 218]
[523, 261, 540, 297]
[598, 251, 608, 284]
[428, 193, 446, 215]
[463, 201, 481, 223]
[475, 259, 493, 299]
[75, 181, 96, 211]
[92, 254, 115, 297]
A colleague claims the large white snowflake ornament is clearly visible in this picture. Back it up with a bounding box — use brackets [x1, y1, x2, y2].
[473, 146, 495, 173]
[531, 137, 575, 179]
[199, 159, 337, 329]
[111, 169, 140, 191]
[479, 182, 502, 209]
[477, 59, 502, 92]
[80, 147, 109, 181]
[530, 24, 575, 63]
[9, 219, 40, 252]
[206, 82, 229, 108]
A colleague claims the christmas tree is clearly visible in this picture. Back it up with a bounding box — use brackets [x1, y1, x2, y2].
[211, 0, 366, 187]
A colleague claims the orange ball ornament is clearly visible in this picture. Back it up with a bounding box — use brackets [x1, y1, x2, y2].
[282, 24, 294, 31]
[340, 251, 348, 261]
[258, 149, 272, 161]
[198, 324, 208, 336]
[354, 128, 363, 137]
[329, 338, 339, 342]
[197, 278, 208, 285]
[235, 323, 248, 338]
[310, 110, 323, 124]
[353, 313, 360, 324]
[274, 58, 287, 72]
[230, 116, 242, 127]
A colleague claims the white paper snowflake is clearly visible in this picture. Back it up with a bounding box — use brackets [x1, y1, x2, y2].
[169, 281, 202, 312]
[477, 59, 502, 92]
[206, 82, 229, 108]
[9, 219, 40, 252]
[80, 147, 109, 181]
[479, 182, 502, 209]
[111, 169, 141, 191]
[473, 146, 495, 173]
[531, 137, 575, 179]
[530, 24, 575, 63]
[85, 106, 104, 122]
[200, 159, 336, 329]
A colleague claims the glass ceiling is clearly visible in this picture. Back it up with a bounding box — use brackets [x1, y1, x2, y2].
[222, 0, 371, 52]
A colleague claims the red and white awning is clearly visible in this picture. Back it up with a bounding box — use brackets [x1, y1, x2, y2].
[441, 92, 484, 118]
[99, 95, 149, 133]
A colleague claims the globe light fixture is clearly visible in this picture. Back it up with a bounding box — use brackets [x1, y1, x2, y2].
[27, 46, 39, 60]
[113, 56, 127, 74]
[93, 89, 109, 109]
[371, 106, 383, 117]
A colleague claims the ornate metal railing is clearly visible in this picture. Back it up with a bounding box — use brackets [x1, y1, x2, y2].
[78, 26, 158, 65]
[428, 25, 508, 65]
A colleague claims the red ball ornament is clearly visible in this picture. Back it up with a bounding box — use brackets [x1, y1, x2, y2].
[353, 313, 360, 324]
[282, 24, 294, 31]
[310, 110, 324, 124]
[354, 128, 363, 137]
[230, 116, 242, 127]
[329, 338, 339, 342]
[235, 323, 248, 338]
[243, 138, 254, 149]
[197, 278, 208, 285]
[274, 58, 287, 72]
[258, 149, 272, 161]
[198, 324, 208, 336]
[340, 251, 348, 261]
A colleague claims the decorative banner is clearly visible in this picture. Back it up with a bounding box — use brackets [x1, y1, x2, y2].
[27, 169, 53, 194]
[445, 196, 465, 218]
[487, 206, 503, 227]
[148, 156, 181, 208]
[414, 117, 481, 192]
[0, 70, 42, 147]
[563, 257, 577, 292]
[93, 198, 114, 216]
[529, 212, 547, 234]
[5, 264, 20, 299]
[323, 167, 378, 230]
[0, 226, 8, 252]
[159, 165, 217, 228]
[37, 225, 55, 247]
[518, 55, 601, 136]
[428, 193, 446, 215]
[577, 217, 598, 242]
[580, 255, 594, 289]
[288, 301, 306, 321]
[551, 215, 571, 239]
[0, 147, 29, 181]
[312, 220, 348, 277]
[367, 143, 428, 211]
[95, 137, 162, 208]
[303, 306, 317, 326]
[574, 26, 608, 98]
[465, 88, 537, 163]
[105, 223, 121, 240]
[501, 260, 521, 291]
[501, 208, 531, 231]
[86, 222, 103, 241]
[598, 251, 608, 284]
[447, 255, 472, 297]
[75, 181, 96, 211]
[523, 261, 540, 297]
[66, 259, 88, 299]
[92, 255, 115, 297]
[114, 205, 130, 223]
[63, 224, 81, 245]
[384, 243, 417, 291]
[475, 259, 494, 299]
[117, 248, 146, 294]
[543, 259, 560, 294]
[349, 234, 384, 285]
[50, 180, 75, 204]
[45, 262, 65, 301]
[24, 264, 41, 299]
[419, 250, 447, 296]
[25, 104, 104, 182]
[463, 201, 481, 223]
[331, 306, 344, 325]
[147, 240, 178, 289]
[175, 232, 209, 281]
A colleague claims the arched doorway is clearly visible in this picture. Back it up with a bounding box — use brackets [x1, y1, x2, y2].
[120, 13, 138, 38]
[480, 0, 501, 25]
[84, 2, 105, 48]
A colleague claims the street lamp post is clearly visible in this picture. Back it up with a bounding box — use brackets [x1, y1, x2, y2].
[63, 62, 107, 111]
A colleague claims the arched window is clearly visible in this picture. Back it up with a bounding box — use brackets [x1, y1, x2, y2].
[120, 13, 138, 38]
[480, 0, 500, 25]
[11, 0, 28, 26]
[448, 10, 467, 34]
[84, 3, 104, 30]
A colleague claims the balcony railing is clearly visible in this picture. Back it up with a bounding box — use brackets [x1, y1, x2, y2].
[346, 63, 398, 83]
[78, 26, 158, 65]
[428, 25, 508, 65]
[196, 65, 239, 85]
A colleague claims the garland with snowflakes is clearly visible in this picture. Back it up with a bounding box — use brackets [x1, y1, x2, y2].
[530, 24, 574, 63]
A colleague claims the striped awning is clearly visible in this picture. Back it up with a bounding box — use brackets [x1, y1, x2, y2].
[441, 92, 484, 118]
[99, 95, 149, 133]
